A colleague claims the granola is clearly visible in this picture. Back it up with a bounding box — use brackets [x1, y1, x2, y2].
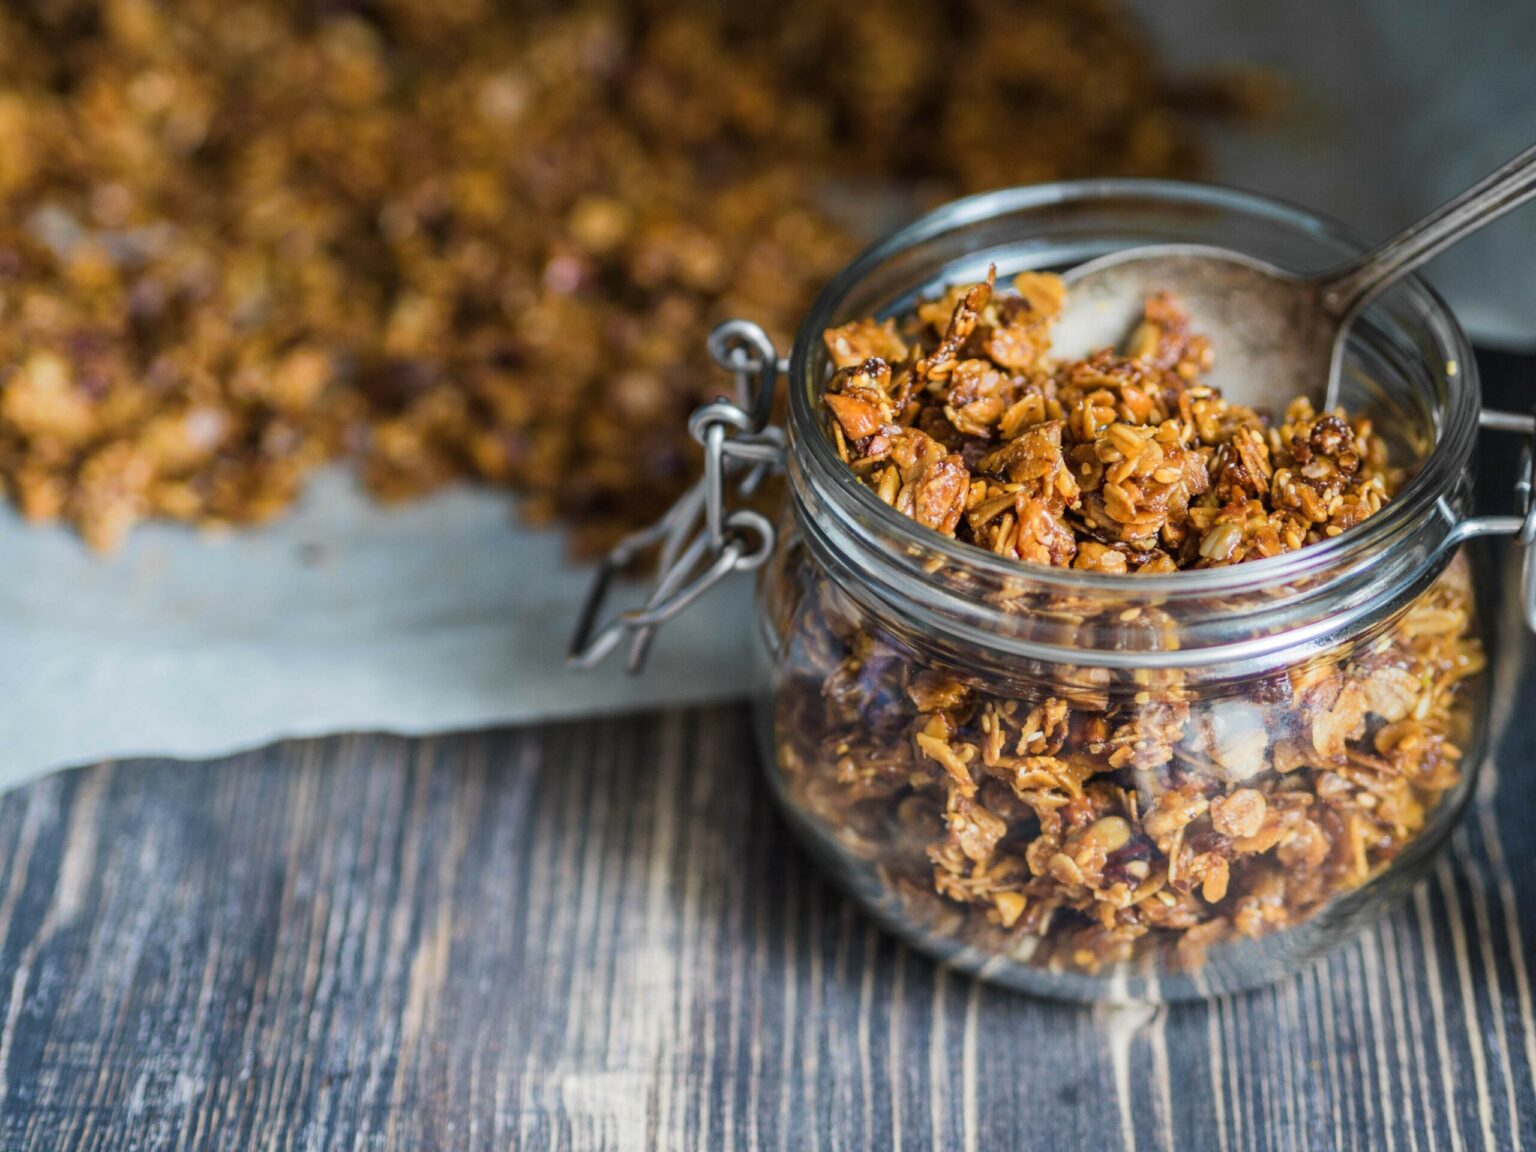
[768, 274, 1485, 975]
[0, 0, 1230, 551]
[823, 270, 1394, 571]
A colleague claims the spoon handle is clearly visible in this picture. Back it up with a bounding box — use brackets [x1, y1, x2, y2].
[1318, 141, 1536, 318]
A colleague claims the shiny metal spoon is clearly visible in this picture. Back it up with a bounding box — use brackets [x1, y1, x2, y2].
[1050, 143, 1536, 411]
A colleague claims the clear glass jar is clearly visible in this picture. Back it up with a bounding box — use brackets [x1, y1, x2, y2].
[575, 181, 1532, 1001]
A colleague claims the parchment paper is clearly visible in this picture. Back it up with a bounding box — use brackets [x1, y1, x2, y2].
[6, 2, 1535, 785]
[3, 471, 757, 781]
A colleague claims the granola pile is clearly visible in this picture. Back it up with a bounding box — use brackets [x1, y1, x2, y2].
[822, 270, 1395, 571]
[0, 0, 1230, 551]
[769, 275, 1485, 974]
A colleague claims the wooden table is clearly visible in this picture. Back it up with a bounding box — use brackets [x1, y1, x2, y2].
[0, 688, 1529, 1150]
[0, 354, 1533, 1150]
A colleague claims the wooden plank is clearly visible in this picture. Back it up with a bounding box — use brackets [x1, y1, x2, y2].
[0, 692, 1524, 1150]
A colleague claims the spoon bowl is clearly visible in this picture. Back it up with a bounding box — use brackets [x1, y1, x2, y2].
[1053, 244, 1338, 413]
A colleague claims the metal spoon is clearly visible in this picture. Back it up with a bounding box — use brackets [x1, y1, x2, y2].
[1049, 143, 1536, 411]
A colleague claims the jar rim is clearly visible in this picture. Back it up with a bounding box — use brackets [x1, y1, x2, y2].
[786, 179, 1480, 603]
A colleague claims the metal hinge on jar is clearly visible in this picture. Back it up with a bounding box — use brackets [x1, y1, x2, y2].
[1450, 407, 1536, 630]
[567, 321, 786, 673]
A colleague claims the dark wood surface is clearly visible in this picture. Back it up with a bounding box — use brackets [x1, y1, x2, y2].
[0, 685, 1529, 1150]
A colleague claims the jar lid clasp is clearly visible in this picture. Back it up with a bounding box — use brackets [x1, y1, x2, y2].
[1452, 407, 1536, 631]
[567, 320, 786, 673]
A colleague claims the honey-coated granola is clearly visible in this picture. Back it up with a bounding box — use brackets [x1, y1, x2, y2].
[0, 0, 1237, 551]
[770, 273, 1484, 973]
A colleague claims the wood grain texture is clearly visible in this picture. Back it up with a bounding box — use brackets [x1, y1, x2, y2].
[0, 689, 1527, 1151]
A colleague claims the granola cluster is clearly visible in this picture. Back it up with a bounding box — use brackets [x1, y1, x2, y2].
[822, 270, 1395, 572]
[768, 276, 1485, 975]
[0, 0, 1231, 551]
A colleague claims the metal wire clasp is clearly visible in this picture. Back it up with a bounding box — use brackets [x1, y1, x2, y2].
[1450, 406, 1536, 631]
[567, 320, 787, 673]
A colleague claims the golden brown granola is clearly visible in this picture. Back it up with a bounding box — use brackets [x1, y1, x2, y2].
[0, 0, 1221, 551]
[768, 275, 1485, 975]
[823, 270, 1395, 572]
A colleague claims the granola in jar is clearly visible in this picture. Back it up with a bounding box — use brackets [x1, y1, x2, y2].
[769, 271, 1486, 976]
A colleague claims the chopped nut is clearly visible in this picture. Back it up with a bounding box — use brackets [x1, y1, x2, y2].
[1199, 857, 1231, 904]
[1211, 789, 1267, 839]
[906, 672, 972, 713]
[1196, 704, 1270, 782]
[1313, 681, 1368, 759]
[826, 393, 887, 441]
[1075, 816, 1133, 854]
[916, 729, 977, 795]
[1143, 788, 1210, 844]
[1364, 665, 1422, 722]
[825, 320, 909, 371]
[993, 891, 1028, 929]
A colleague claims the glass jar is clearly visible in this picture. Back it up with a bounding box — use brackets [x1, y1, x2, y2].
[572, 182, 1534, 1001]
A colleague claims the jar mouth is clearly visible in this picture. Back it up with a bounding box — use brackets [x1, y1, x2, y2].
[787, 179, 1480, 606]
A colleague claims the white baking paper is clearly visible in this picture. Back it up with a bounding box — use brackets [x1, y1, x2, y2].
[1, 472, 755, 782]
[5, 2, 1536, 783]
